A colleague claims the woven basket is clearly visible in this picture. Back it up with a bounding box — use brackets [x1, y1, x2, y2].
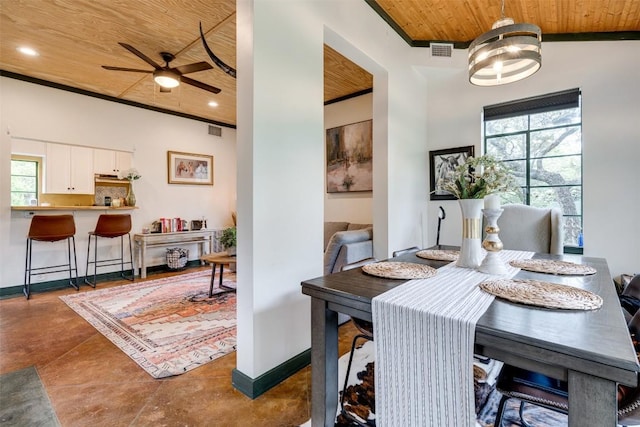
[166, 248, 189, 270]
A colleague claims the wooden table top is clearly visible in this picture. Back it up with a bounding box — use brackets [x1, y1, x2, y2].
[301, 246, 640, 385]
[200, 252, 237, 264]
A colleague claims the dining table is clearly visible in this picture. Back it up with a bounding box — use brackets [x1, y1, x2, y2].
[300, 246, 640, 427]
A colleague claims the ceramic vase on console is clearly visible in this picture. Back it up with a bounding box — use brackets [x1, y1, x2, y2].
[126, 182, 136, 207]
[456, 198, 484, 268]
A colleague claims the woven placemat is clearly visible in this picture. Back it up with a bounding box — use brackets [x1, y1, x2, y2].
[509, 259, 597, 276]
[479, 278, 603, 310]
[362, 262, 437, 280]
[415, 249, 459, 262]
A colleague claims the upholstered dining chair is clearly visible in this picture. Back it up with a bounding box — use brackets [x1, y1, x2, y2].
[339, 257, 377, 427]
[491, 204, 564, 425]
[497, 204, 564, 255]
[494, 309, 640, 427]
[392, 246, 419, 257]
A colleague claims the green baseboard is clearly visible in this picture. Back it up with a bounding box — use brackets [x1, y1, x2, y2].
[232, 349, 311, 399]
[0, 260, 202, 299]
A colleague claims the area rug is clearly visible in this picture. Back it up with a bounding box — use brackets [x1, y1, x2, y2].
[60, 270, 236, 378]
[0, 366, 60, 426]
[300, 338, 567, 427]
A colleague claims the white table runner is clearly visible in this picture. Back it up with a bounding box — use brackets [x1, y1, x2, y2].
[371, 250, 533, 427]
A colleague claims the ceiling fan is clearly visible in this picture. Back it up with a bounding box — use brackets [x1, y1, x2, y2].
[102, 42, 221, 94]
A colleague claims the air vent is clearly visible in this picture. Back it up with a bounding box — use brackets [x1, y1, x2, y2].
[430, 43, 453, 58]
[208, 125, 222, 137]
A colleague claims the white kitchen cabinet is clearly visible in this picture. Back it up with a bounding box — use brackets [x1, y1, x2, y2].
[93, 149, 133, 176]
[45, 144, 95, 194]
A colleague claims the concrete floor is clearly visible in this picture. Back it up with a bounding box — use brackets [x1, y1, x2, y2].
[0, 266, 357, 427]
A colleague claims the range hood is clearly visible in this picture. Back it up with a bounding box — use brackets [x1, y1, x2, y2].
[95, 174, 128, 184]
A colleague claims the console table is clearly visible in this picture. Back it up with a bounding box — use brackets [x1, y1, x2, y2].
[133, 230, 217, 278]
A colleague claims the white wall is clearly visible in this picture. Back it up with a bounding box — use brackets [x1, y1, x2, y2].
[422, 41, 640, 277]
[324, 93, 373, 224]
[0, 77, 237, 288]
[235, 0, 428, 379]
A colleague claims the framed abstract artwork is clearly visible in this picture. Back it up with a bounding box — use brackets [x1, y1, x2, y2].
[326, 120, 373, 193]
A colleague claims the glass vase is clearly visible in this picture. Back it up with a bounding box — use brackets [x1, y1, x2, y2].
[456, 198, 484, 268]
[126, 182, 136, 207]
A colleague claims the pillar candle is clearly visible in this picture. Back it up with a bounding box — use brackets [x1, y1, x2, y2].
[484, 194, 500, 210]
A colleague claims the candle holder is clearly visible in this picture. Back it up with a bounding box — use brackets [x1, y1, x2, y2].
[478, 208, 508, 275]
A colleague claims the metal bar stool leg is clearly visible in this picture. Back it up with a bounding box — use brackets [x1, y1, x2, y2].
[84, 234, 98, 288]
[68, 236, 79, 290]
[340, 333, 374, 427]
[494, 394, 510, 427]
[127, 233, 134, 280]
[24, 239, 32, 299]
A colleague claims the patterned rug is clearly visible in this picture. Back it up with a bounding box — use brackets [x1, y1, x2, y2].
[307, 336, 568, 427]
[60, 270, 236, 378]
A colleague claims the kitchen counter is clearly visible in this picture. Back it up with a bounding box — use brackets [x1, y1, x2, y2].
[11, 206, 137, 211]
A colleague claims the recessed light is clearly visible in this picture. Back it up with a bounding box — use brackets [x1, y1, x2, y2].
[208, 101, 219, 107]
[17, 46, 39, 56]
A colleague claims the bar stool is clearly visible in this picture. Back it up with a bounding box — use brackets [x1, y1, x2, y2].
[84, 214, 134, 287]
[24, 214, 79, 299]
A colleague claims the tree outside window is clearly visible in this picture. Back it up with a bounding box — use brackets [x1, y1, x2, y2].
[11, 159, 39, 206]
[483, 89, 583, 252]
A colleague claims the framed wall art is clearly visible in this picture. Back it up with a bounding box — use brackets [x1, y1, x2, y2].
[429, 145, 474, 200]
[167, 151, 214, 185]
[326, 119, 373, 193]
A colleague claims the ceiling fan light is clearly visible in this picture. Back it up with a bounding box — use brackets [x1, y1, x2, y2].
[17, 46, 39, 56]
[468, 20, 541, 86]
[154, 70, 180, 88]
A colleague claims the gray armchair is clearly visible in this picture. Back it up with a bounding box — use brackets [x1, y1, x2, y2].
[498, 204, 564, 255]
[323, 227, 373, 275]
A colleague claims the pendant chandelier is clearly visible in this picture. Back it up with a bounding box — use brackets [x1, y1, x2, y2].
[468, 0, 542, 86]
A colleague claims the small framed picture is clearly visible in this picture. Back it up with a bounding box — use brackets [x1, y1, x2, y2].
[167, 151, 213, 185]
[429, 145, 475, 200]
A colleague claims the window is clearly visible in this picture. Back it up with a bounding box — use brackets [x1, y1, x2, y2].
[483, 89, 583, 253]
[11, 158, 39, 206]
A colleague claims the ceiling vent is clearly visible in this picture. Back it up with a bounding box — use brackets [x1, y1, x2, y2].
[208, 125, 222, 137]
[430, 43, 453, 58]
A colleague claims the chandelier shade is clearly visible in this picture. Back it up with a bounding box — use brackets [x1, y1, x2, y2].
[469, 18, 542, 86]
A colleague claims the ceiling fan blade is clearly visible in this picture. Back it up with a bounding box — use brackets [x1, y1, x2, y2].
[173, 62, 213, 75]
[118, 42, 162, 69]
[180, 76, 221, 94]
[102, 65, 152, 73]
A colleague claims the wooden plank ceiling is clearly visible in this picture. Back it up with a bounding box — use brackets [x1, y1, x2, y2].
[1, 0, 638, 127]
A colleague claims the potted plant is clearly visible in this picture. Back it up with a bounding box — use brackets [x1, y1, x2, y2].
[220, 226, 237, 256]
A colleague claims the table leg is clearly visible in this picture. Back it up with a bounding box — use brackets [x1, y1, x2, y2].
[209, 263, 217, 297]
[218, 263, 235, 292]
[140, 241, 147, 279]
[568, 370, 617, 426]
[310, 298, 338, 427]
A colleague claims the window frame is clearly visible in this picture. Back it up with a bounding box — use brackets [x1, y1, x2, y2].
[10, 155, 42, 207]
[483, 89, 583, 254]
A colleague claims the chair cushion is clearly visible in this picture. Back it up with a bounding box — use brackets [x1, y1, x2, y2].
[347, 223, 372, 231]
[498, 204, 564, 255]
[324, 222, 349, 250]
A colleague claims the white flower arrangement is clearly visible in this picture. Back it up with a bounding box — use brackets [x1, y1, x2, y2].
[118, 168, 142, 181]
[437, 154, 516, 199]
